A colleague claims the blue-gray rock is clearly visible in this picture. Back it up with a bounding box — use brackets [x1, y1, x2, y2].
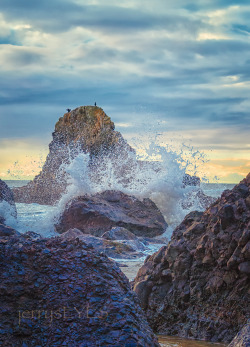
[133, 173, 250, 344]
[0, 230, 159, 346]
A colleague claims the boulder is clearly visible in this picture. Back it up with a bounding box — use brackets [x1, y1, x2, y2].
[0, 230, 159, 346]
[102, 226, 146, 251]
[13, 106, 135, 205]
[102, 226, 140, 241]
[228, 320, 250, 347]
[133, 173, 250, 344]
[55, 190, 167, 237]
[61, 228, 144, 259]
[0, 179, 17, 224]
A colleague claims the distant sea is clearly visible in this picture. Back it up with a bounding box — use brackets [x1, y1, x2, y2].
[4, 180, 31, 188]
[5, 179, 236, 195]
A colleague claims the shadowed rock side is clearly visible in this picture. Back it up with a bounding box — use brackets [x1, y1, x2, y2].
[228, 320, 250, 347]
[0, 230, 160, 346]
[0, 179, 17, 224]
[133, 173, 250, 344]
[13, 106, 135, 205]
[55, 190, 168, 237]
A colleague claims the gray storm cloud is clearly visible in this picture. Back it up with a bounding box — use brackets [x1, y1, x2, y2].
[0, 0, 249, 154]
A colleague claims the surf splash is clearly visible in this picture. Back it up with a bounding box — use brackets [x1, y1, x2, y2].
[3, 136, 210, 239]
[56, 139, 209, 236]
[0, 200, 17, 228]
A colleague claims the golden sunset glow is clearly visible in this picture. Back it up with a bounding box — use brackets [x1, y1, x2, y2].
[0, 138, 47, 180]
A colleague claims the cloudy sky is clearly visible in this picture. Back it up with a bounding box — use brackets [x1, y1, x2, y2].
[0, 0, 249, 182]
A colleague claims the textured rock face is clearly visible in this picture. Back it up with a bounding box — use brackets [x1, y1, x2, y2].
[228, 320, 250, 347]
[0, 231, 159, 346]
[133, 173, 250, 344]
[62, 228, 144, 259]
[0, 179, 17, 224]
[102, 227, 141, 241]
[13, 106, 134, 205]
[55, 190, 167, 237]
[102, 226, 146, 251]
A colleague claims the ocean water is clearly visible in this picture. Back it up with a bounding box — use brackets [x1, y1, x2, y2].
[200, 182, 235, 198]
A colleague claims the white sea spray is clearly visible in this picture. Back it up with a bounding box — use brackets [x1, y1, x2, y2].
[0, 200, 17, 227]
[53, 140, 208, 238]
[4, 138, 212, 240]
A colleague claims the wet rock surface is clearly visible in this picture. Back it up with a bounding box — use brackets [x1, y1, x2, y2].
[102, 226, 147, 252]
[228, 320, 250, 347]
[133, 174, 250, 344]
[61, 228, 144, 259]
[55, 190, 167, 237]
[102, 226, 141, 241]
[13, 106, 134, 205]
[0, 231, 159, 346]
[0, 179, 17, 224]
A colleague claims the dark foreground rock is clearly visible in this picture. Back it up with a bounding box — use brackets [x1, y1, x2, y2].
[55, 190, 167, 237]
[0, 231, 159, 346]
[0, 223, 19, 237]
[133, 173, 250, 344]
[0, 179, 17, 224]
[228, 320, 250, 347]
[13, 106, 135, 205]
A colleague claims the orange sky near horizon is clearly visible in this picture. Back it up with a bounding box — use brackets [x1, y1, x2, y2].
[0, 135, 249, 184]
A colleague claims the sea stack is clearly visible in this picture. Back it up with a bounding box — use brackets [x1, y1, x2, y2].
[133, 173, 250, 344]
[13, 106, 134, 205]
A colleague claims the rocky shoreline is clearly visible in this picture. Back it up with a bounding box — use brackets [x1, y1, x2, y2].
[0, 106, 249, 345]
[133, 174, 250, 344]
[1, 174, 249, 345]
